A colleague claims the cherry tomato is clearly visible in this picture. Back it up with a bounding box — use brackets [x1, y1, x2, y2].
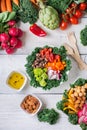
[74, 10, 82, 18]
[70, 16, 78, 24]
[60, 21, 68, 30]
[79, 3, 87, 11]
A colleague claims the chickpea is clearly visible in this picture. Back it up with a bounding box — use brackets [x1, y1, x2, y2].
[74, 92, 78, 97]
[79, 93, 83, 97]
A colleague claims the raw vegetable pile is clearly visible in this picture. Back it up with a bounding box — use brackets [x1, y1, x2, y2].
[25, 46, 71, 90]
[56, 78, 87, 130]
[0, 12, 23, 54]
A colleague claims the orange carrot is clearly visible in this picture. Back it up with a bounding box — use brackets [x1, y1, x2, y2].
[1, 0, 7, 12]
[12, 0, 19, 6]
[6, 0, 12, 12]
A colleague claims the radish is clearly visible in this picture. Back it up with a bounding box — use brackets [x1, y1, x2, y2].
[0, 33, 9, 43]
[15, 39, 22, 48]
[6, 47, 15, 54]
[17, 29, 23, 37]
[9, 27, 18, 37]
[7, 20, 16, 27]
[1, 43, 9, 50]
[10, 37, 18, 47]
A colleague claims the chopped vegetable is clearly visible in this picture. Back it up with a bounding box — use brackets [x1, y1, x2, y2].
[37, 0, 60, 30]
[80, 26, 87, 46]
[37, 108, 59, 124]
[1, 0, 7, 12]
[12, 0, 19, 6]
[30, 24, 47, 37]
[12, 0, 39, 24]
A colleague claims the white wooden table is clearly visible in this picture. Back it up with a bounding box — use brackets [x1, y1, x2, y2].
[0, 15, 87, 130]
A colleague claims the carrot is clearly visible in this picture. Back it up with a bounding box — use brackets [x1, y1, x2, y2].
[1, 0, 7, 12]
[12, 0, 19, 6]
[6, 0, 12, 12]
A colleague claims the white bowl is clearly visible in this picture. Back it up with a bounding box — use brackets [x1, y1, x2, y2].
[6, 70, 27, 92]
[20, 94, 42, 116]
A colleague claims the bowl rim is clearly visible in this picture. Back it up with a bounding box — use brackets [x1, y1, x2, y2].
[20, 94, 42, 116]
[6, 70, 27, 92]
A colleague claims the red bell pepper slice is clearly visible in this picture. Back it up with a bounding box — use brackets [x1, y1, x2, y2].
[30, 24, 47, 37]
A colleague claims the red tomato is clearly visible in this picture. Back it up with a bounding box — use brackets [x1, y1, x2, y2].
[55, 55, 61, 61]
[74, 10, 82, 18]
[49, 53, 54, 62]
[79, 3, 87, 11]
[60, 21, 68, 30]
[70, 16, 78, 24]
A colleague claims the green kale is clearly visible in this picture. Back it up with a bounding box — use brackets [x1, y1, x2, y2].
[80, 123, 87, 130]
[12, 0, 38, 24]
[80, 26, 87, 46]
[37, 108, 59, 125]
[70, 78, 87, 88]
[68, 114, 78, 125]
[46, 0, 73, 13]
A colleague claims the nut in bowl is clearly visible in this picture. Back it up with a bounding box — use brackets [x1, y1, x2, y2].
[6, 71, 27, 92]
[20, 95, 42, 116]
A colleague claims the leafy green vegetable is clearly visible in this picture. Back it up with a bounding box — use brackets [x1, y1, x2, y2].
[25, 46, 71, 90]
[0, 23, 9, 33]
[12, 0, 38, 24]
[68, 114, 78, 125]
[0, 11, 16, 23]
[80, 123, 87, 130]
[46, 0, 73, 13]
[80, 26, 87, 46]
[37, 108, 59, 125]
[70, 78, 87, 88]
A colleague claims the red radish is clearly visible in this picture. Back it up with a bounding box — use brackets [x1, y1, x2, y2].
[9, 27, 18, 37]
[15, 39, 22, 48]
[6, 47, 15, 54]
[1, 43, 9, 50]
[10, 37, 18, 47]
[7, 20, 16, 27]
[17, 29, 23, 37]
[0, 33, 9, 43]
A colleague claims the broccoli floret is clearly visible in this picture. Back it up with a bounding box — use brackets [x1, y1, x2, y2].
[37, 108, 59, 125]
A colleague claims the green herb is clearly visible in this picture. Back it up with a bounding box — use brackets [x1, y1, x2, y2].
[68, 114, 78, 125]
[80, 123, 87, 130]
[25, 46, 71, 90]
[37, 108, 59, 125]
[12, 0, 38, 24]
[70, 78, 87, 88]
[80, 26, 87, 46]
[46, 0, 73, 13]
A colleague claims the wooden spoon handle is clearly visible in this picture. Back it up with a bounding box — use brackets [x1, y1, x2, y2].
[72, 54, 87, 70]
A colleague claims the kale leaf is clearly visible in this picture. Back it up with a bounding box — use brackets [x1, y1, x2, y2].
[68, 114, 78, 125]
[80, 26, 87, 46]
[12, 0, 38, 24]
[37, 108, 59, 125]
[80, 123, 87, 130]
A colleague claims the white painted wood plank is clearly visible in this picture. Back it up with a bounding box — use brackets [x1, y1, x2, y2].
[0, 18, 87, 55]
[0, 94, 81, 130]
[0, 55, 87, 94]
